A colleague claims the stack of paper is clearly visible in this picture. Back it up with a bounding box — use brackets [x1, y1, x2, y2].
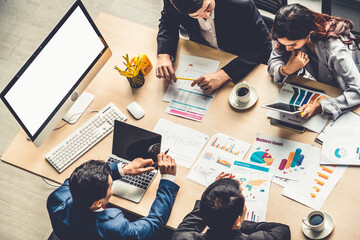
[187, 132, 272, 222]
[316, 111, 360, 144]
[246, 133, 347, 210]
[163, 55, 220, 122]
[246, 133, 349, 209]
[321, 127, 360, 165]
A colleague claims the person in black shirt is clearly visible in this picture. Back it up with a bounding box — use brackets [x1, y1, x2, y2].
[172, 173, 291, 240]
[156, 0, 271, 93]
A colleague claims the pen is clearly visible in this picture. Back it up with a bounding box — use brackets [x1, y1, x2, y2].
[154, 148, 170, 169]
[165, 148, 170, 154]
[176, 77, 194, 81]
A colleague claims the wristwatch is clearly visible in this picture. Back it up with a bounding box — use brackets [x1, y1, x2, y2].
[118, 163, 127, 178]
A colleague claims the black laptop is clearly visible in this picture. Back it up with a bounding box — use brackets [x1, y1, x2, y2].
[108, 120, 161, 203]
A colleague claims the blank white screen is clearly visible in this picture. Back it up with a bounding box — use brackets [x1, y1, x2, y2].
[4, 6, 105, 136]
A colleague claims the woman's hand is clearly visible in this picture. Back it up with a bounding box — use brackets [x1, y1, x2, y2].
[298, 103, 322, 119]
[283, 50, 310, 75]
[298, 96, 327, 119]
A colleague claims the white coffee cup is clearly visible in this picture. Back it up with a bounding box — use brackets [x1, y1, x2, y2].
[302, 210, 325, 232]
[233, 81, 251, 103]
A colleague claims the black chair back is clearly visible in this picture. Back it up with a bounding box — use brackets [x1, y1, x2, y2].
[48, 231, 60, 240]
[253, 0, 288, 14]
[253, 0, 288, 31]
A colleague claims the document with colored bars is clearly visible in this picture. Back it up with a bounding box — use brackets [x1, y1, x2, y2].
[243, 134, 348, 209]
[187, 132, 274, 222]
[246, 133, 320, 181]
[163, 55, 220, 122]
[282, 158, 347, 209]
[267, 83, 329, 133]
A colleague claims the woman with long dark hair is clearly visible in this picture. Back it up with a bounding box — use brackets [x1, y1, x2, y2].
[268, 3, 360, 120]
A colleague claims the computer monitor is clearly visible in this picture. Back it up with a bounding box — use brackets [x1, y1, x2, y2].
[0, 0, 111, 147]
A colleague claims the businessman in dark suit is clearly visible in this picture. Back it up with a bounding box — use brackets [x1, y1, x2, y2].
[156, 0, 271, 93]
[47, 153, 179, 240]
[172, 173, 291, 240]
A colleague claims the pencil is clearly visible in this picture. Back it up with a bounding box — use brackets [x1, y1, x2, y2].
[165, 148, 170, 154]
[176, 77, 194, 81]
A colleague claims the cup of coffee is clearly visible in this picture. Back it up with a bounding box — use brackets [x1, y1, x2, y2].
[233, 82, 251, 103]
[302, 210, 325, 232]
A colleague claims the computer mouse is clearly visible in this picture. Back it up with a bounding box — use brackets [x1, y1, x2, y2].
[127, 101, 145, 120]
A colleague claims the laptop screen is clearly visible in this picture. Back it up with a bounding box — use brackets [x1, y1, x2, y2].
[112, 120, 161, 167]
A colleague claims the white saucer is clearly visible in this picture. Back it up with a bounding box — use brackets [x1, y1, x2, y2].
[302, 212, 334, 239]
[229, 86, 258, 110]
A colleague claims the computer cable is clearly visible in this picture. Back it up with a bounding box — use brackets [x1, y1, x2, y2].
[41, 177, 61, 188]
[54, 110, 99, 131]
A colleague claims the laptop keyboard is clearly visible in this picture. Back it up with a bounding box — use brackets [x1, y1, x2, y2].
[108, 157, 156, 189]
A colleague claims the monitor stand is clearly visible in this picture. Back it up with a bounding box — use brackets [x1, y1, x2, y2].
[63, 92, 94, 124]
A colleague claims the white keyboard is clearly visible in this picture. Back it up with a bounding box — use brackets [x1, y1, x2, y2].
[46, 103, 127, 173]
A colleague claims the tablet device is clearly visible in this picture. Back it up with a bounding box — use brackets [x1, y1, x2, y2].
[262, 102, 301, 114]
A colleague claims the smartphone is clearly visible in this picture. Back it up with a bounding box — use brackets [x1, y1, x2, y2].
[262, 102, 302, 114]
[270, 119, 306, 133]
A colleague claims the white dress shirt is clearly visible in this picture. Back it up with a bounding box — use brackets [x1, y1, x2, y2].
[197, 12, 219, 49]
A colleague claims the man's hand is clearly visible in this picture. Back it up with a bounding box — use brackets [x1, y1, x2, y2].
[283, 50, 309, 75]
[191, 70, 230, 94]
[156, 54, 176, 81]
[123, 158, 155, 175]
[215, 172, 235, 181]
[157, 153, 177, 176]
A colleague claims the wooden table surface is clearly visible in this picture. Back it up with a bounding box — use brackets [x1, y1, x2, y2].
[2, 13, 360, 239]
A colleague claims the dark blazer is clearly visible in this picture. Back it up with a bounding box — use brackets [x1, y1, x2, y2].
[171, 201, 291, 240]
[47, 163, 180, 240]
[157, 0, 272, 82]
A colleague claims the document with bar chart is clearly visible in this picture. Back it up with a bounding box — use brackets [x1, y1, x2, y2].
[165, 87, 214, 122]
[267, 83, 329, 133]
[163, 55, 220, 102]
[187, 132, 251, 186]
[321, 127, 360, 165]
[232, 173, 271, 222]
[282, 150, 348, 209]
[246, 133, 318, 181]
